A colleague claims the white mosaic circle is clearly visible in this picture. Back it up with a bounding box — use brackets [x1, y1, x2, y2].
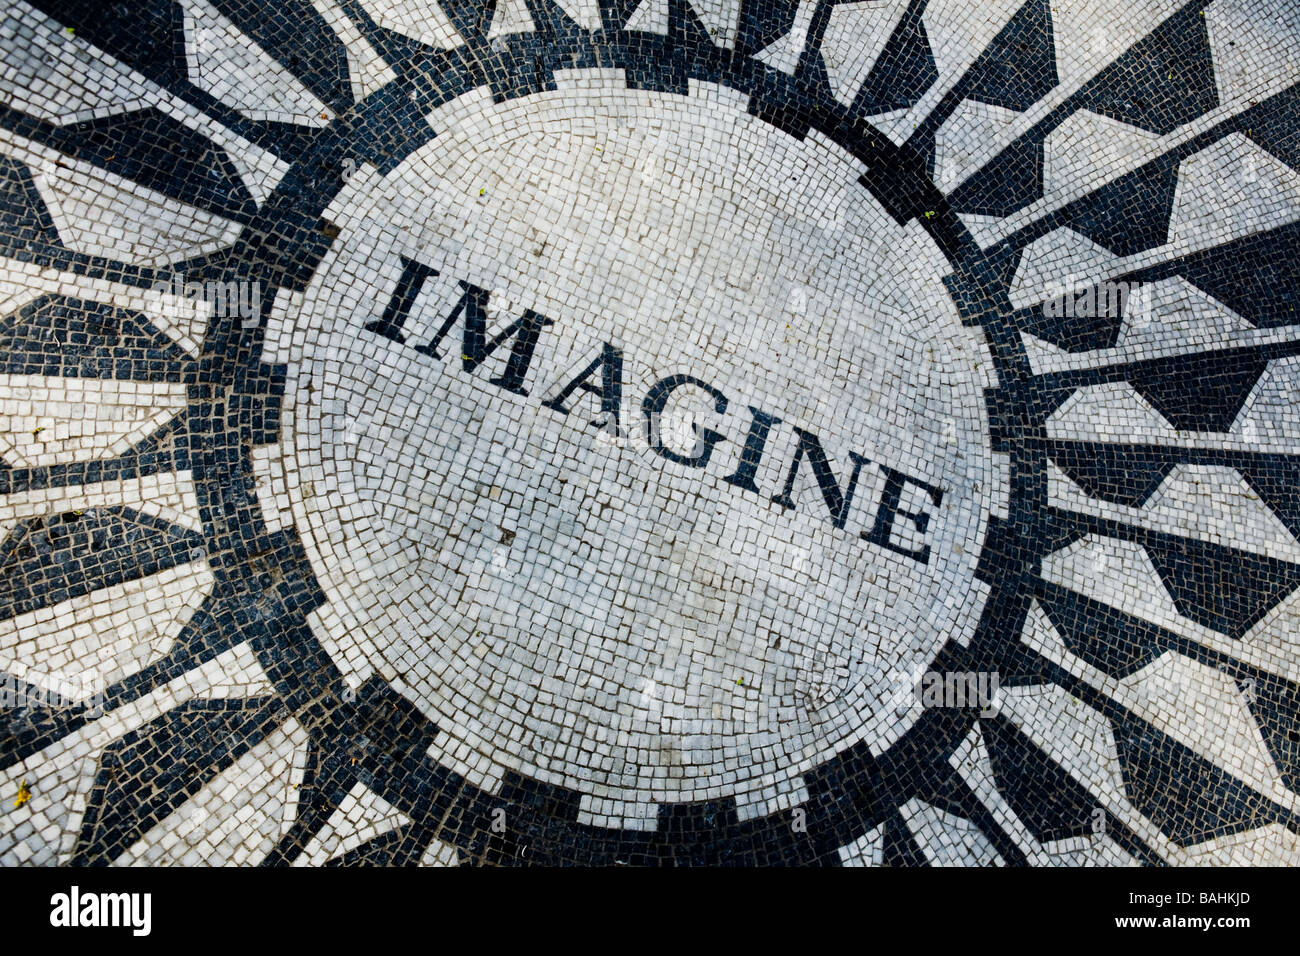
[272, 80, 995, 808]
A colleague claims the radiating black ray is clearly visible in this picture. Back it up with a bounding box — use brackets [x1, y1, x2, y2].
[0, 294, 195, 380]
[1245, 673, 1300, 793]
[0, 412, 191, 501]
[1245, 81, 1300, 173]
[948, 0, 1215, 221]
[852, 0, 936, 116]
[0, 671, 101, 769]
[1037, 505, 1300, 639]
[46, 109, 258, 221]
[1058, 159, 1180, 257]
[1240, 458, 1300, 541]
[982, 713, 1102, 843]
[1127, 351, 1267, 432]
[0, 154, 63, 255]
[1073, 2, 1217, 135]
[1144, 535, 1300, 639]
[1035, 584, 1166, 678]
[1047, 442, 1175, 507]
[0, 507, 203, 623]
[1110, 709, 1294, 846]
[985, 340, 1297, 440]
[1030, 440, 1300, 547]
[949, 134, 1044, 217]
[965, 0, 1056, 113]
[71, 695, 284, 864]
[438, 0, 497, 45]
[1171, 220, 1300, 328]
[880, 810, 929, 866]
[25, 0, 324, 162]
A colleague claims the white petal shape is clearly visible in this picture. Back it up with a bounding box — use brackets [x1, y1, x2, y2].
[956, 212, 1006, 248]
[1, 132, 243, 266]
[1041, 536, 1185, 631]
[689, 0, 740, 48]
[1020, 330, 1072, 375]
[1009, 227, 1123, 310]
[114, 717, 309, 866]
[997, 684, 1139, 827]
[935, 99, 1022, 194]
[0, 4, 151, 123]
[37, 165, 241, 265]
[1237, 355, 1300, 452]
[1241, 582, 1300, 664]
[420, 838, 459, 866]
[1044, 110, 1163, 204]
[0, 559, 213, 703]
[1117, 653, 1287, 804]
[924, 0, 1025, 86]
[1038, 834, 1139, 865]
[1207, 0, 1300, 113]
[1046, 381, 1180, 444]
[309, 0, 396, 101]
[1117, 276, 1255, 352]
[899, 797, 1003, 866]
[250, 444, 294, 534]
[1049, 0, 1182, 94]
[0, 263, 210, 358]
[357, 0, 463, 48]
[625, 0, 669, 35]
[837, 824, 884, 866]
[1169, 134, 1300, 252]
[554, 0, 602, 31]
[819, 0, 909, 108]
[0, 642, 271, 866]
[294, 781, 410, 865]
[0, 375, 187, 468]
[1048, 463, 1300, 564]
[182, 0, 334, 126]
[488, 0, 536, 38]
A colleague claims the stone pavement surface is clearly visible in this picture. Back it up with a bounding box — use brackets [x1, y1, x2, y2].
[0, 0, 1299, 866]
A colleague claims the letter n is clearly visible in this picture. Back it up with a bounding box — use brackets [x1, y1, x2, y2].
[771, 428, 868, 530]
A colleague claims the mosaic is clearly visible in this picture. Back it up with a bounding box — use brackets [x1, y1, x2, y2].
[0, 0, 1298, 866]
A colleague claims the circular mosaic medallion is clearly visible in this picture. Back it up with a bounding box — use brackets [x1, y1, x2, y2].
[275, 77, 993, 805]
[4, 0, 1300, 868]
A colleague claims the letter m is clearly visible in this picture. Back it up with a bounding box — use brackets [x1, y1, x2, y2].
[364, 256, 553, 396]
[417, 281, 553, 395]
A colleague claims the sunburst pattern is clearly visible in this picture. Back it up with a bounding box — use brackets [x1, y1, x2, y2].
[0, 0, 1296, 866]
